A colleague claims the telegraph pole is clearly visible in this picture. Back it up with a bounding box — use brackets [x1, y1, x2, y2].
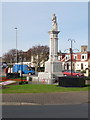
[68, 39, 75, 76]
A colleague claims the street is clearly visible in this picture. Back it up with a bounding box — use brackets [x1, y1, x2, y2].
[2, 104, 88, 118]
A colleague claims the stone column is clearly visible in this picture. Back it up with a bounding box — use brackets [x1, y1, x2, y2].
[49, 31, 59, 61]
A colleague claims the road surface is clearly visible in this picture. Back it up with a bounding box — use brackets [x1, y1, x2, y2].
[1, 104, 88, 118]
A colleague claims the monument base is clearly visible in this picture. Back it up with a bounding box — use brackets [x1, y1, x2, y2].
[38, 60, 63, 84]
[38, 72, 63, 84]
[45, 60, 62, 75]
[38, 72, 54, 84]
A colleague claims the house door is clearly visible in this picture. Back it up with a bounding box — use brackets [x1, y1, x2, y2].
[67, 63, 69, 70]
[73, 63, 75, 71]
[81, 63, 83, 70]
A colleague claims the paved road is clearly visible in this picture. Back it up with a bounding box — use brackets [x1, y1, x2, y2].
[2, 91, 88, 105]
[2, 104, 88, 118]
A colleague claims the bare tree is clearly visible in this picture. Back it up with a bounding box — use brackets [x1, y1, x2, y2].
[3, 49, 16, 63]
[30, 45, 49, 71]
[3, 49, 25, 64]
[2, 45, 49, 71]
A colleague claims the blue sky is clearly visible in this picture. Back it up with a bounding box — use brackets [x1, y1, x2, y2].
[2, 2, 88, 56]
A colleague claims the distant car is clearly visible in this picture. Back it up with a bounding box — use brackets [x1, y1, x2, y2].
[0, 62, 7, 68]
[62, 70, 84, 77]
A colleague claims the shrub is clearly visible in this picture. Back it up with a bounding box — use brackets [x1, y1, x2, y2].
[81, 70, 86, 73]
[89, 71, 90, 76]
[29, 77, 32, 81]
[19, 81, 28, 85]
[76, 70, 81, 72]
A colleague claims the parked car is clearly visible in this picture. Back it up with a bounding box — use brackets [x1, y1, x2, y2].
[0, 62, 7, 69]
[13, 64, 35, 75]
[62, 70, 84, 77]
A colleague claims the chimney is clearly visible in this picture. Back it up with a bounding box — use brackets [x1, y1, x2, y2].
[81, 45, 87, 52]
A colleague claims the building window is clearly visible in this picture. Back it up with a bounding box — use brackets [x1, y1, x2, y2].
[67, 63, 69, 70]
[82, 56, 84, 59]
[81, 63, 83, 69]
[85, 55, 86, 59]
[74, 56, 77, 59]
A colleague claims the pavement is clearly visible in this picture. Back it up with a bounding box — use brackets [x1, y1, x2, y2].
[1, 91, 89, 105]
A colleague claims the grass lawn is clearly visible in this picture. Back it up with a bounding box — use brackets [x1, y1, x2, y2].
[1, 84, 90, 94]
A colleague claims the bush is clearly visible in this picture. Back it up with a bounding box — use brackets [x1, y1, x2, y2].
[89, 71, 90, 76]
[58, 76, 85, 87]
[76, 70, 86, 73]
[8, 65, 13, 68]
[76, 70, 81, 72]
[29, 77, 32, 81]
[85, 77, 90, 80]
[25, 81, 28, 84]
[81, 70, 86, 73]
[19, 81, 28, 85]
[37, 67, 45, 72]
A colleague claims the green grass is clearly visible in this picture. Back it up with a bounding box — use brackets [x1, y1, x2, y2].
[1, 84, 90, 94]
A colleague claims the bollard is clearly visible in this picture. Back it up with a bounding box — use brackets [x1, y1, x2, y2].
[27, 76, 30, 81]
[18, 70, 22, 77]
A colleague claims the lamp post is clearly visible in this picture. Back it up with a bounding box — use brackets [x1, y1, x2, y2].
[68, 39, 75, 76]
[14, 27, 18, 64]
[21, 51, 23, 81]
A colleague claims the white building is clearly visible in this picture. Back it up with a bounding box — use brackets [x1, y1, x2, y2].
[59, 45, 90, 71]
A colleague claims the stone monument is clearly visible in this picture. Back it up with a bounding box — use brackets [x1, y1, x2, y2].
[38, 14, 63, 84]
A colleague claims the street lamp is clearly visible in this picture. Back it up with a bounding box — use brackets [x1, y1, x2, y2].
[20, 51, 23, 80]
[14, 27, 18, 64]
[68, 39, 75, 76]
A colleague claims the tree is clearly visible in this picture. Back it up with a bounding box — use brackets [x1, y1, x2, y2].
[27, 45, 49, 71]
[2, 45, 49, 71]
[3, 49, 24, 64]
[3, 49, 16, 63]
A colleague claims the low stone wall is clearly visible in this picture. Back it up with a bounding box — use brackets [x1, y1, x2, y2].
[85, 79, 90, 85]
[38, 72, 55, 84]
[31, 76, 39, 82]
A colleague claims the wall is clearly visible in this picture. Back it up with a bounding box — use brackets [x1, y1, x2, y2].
[75, 62, 88, 71]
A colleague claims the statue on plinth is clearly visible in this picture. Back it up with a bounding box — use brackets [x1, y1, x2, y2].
[38, 14, 62, 84]
[52, 13, 58, 31]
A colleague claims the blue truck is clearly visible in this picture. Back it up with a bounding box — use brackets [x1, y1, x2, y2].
[13, 64, 35, 75]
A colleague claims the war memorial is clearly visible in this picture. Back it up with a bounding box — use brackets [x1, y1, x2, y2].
[38, 14, 63, 84]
